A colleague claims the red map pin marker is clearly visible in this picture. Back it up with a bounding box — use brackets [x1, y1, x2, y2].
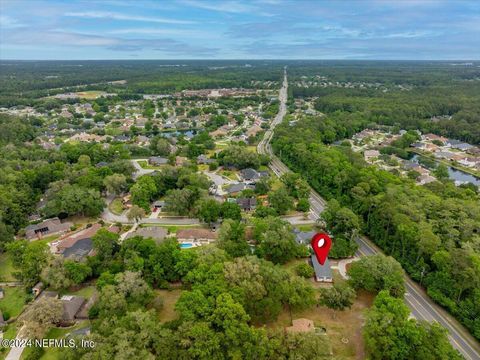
[311, 233, 332, 265]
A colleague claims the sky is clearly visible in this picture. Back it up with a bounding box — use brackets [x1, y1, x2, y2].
[1, 0, 479, 60]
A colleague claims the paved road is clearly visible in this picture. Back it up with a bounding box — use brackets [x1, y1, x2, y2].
[258, 68, 480, 360]
[131, 159, 155, 179]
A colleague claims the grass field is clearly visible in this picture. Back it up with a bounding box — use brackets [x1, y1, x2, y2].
[108, 198, 124, 215]
[20, 320, 90, 360]
[63, 285, 96, 299]
[34, 234, 61, 248]
[0, 325, 18, 359]
[295, 224, 317, 232]
[218, 169, 238, 181]
[139, 223, 203, 234]
[137, 160, 165, 170]
[0, 253, 16, 282]
[75, 91, 108, 99]
[155, 289, 182, 323]
[0, 287, 28, 319]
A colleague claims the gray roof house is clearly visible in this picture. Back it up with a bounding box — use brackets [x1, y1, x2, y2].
[126, 226, 168, 244]
[149, 156, 168, 166]
[62, 238, 93, 260]
[239, 168, 257, 181]
[197, 154, 215, 164]
[153, 200, 166, 210]
[236, 197, 257, 211]
[61, 295, 86, 323]
[293, 229, 316, 245]
[226, 183, 255, 195]
[25, 218, 72, 240]
[310, 255, 333, 283]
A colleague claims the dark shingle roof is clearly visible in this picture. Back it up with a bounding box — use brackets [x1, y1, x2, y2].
[62, 238, 93, 259]
[311, 255, 332, 280]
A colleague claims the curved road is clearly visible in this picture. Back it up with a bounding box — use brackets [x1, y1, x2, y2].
[258, 68, 480, 360]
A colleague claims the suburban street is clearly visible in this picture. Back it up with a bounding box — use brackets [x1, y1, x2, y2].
[258, 69, 480, 360]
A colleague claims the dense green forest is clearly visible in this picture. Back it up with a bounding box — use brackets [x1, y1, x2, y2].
[272, 113, 480, 340]
[287, 61, 480, 144]
[0, 60, 283, 107]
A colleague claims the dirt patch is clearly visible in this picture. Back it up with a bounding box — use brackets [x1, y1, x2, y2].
[267, 290, 374, 360]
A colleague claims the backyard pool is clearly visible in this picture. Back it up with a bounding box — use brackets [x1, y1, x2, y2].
[180, 243, 194, 249]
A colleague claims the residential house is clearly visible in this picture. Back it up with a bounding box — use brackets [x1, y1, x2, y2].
[152, 200, 166, 212]
[25, 218, 72, 240]
[239, 168, 268, 182]
[61, 295, 86, 324]
[175, 156, 188, 167]
[434, 151, 455, 160]
[246, 125, 262, 137]
[52, 223, 102, 260]
[423, 133, 448, 144]
[310, 256, 333, 283]
[417, 175, 437, 185]
[176, 229, 218, 243]
[452, 142, 473, 151]
[136, 135, 150, 146]
[149, 156, 168, 166]
[95, 161, 109, 168]
[226, 183, 255, 196]
[60, 110, 73, 119]
[197, 154, 215, 165]
[236, 197, 257, 211]
[411, 142, 425, 149]
[126, 226, 168, 244]
[458, 157, 478, 168]
[210, 127, 228, 138]
[114, 135, 130, 142]
[66, 132, 105, 143]
[293, 228, 316, 245]
[32, 282, 45, 298]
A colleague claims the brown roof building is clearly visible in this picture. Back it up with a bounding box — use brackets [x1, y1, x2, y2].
[176, 229, 218, 242]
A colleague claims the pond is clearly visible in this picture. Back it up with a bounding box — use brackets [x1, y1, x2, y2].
[161, 129, 195, 138]
[410, 154, 480, 187]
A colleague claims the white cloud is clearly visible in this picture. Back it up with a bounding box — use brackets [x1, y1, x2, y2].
[64, 11, 195, 24]
[0, 15, 24, 28]
[180, 0, 257, 14]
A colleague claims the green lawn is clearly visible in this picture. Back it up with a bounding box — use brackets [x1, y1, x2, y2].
[295, 224, 317, 232]
[34, 234, 61, 247]
[155, 289, 182, 323]
[218, 169, 238, 181]
[108, 198, 124, 215]
[0, 253, 16, 282]
[0, 325, 18, 360]
[139, 223, 203, 234]
[71, 286, 96, 298]
[20, 320, 90, 360]
[75, 90, 108, 99]
[137, 160, 164, 170]
[0, 287, 28, 319]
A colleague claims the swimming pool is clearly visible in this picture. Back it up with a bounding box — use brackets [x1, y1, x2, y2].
[180, 243, 194, 249]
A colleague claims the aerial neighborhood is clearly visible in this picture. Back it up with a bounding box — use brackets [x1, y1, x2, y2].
[0, 58, 479, 359]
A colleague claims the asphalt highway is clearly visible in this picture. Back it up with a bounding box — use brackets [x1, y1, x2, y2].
[258, 68, 480, 360]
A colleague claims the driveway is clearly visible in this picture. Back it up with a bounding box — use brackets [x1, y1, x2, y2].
[131, 159, 155, 179]
[203, 171, 237, 196]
